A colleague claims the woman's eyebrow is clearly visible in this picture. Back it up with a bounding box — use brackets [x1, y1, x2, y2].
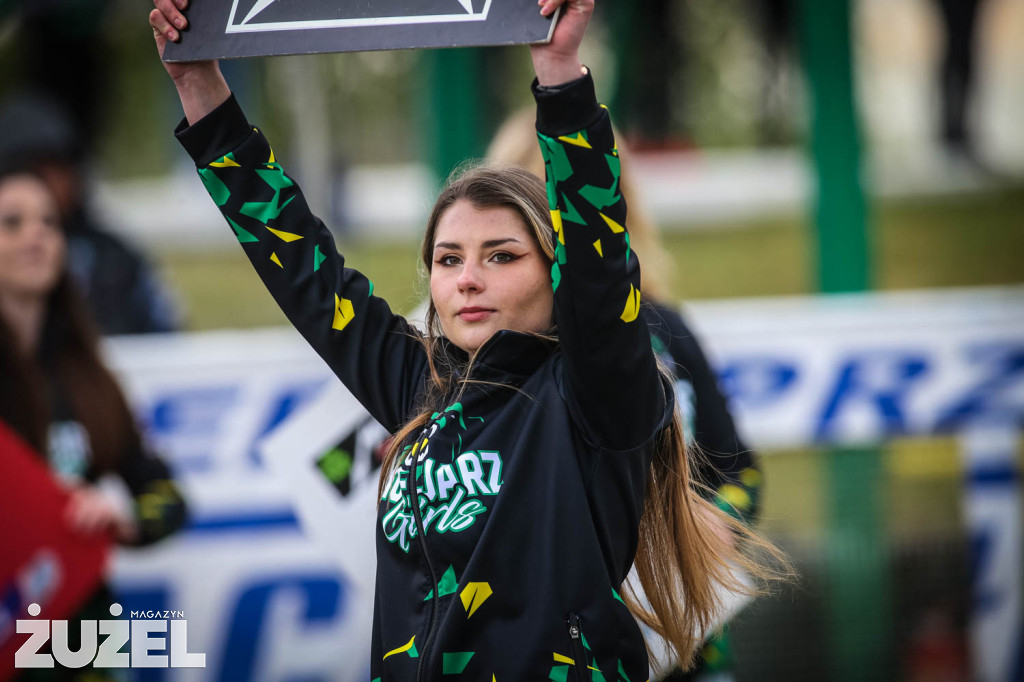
[433, 238, 522, 251]
[481, 238, 521, 249]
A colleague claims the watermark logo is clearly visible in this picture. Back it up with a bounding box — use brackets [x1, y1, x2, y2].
[15, 602, 205, 669]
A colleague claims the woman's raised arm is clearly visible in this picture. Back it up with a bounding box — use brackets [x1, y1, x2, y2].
[149, 0, 430, 433]
[530, 0, 671, 450]
[150, 0, 230, 125]
[531, 0, 591, 87]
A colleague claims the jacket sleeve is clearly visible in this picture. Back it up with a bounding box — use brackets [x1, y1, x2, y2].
[115, 445, 188, 547]
[533, 72, 670, 450]
[175, 95, 428, 433]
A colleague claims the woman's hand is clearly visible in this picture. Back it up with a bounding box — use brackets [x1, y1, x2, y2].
[531, 0, 594, 86]
[65, 486, 139, 545]
[149, 0, 231, 125]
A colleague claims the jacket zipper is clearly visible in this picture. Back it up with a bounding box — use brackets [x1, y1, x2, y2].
[410, 427, 439, 682]
[566, 613, 589, 682]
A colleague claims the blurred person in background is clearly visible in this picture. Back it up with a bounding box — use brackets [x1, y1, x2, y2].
[0, 166, 188, 681]
[0, 94, 182, 335]
[746, 0, 796, 146]
[603, 1, 688, 149]
[932, 0, 988, 164]
[488, 109, 763, 682]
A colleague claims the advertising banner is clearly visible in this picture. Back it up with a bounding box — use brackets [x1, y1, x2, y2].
[686, 287, 1023, 449]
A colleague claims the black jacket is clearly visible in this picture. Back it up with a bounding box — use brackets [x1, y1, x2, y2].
[64, 208, 181, 336]
[644, 303, 761, 522]
[177, 72, 670, 681]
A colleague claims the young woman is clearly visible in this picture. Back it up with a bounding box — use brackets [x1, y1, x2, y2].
[150, 0, 781, 678]
[0, 168, 188, 680]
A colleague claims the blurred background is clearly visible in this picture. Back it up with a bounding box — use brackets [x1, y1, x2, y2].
[1, 0, 1021, 680]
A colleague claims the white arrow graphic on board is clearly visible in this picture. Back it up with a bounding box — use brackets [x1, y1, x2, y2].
[243, 0, 474, 25]
[241, 0, 277, 25]
[227, 0, 493, 33]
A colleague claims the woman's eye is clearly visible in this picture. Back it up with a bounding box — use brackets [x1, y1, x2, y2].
[0, 214, 21, 231]
[491, 252, 516, 264]
[437, 254, 460, 267]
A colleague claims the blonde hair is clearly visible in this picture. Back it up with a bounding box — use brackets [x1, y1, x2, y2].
[486, 107, 674, 301]
[378, 162, 788, 671]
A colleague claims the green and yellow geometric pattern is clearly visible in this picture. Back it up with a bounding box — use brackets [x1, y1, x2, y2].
[198, 144, 373, 337]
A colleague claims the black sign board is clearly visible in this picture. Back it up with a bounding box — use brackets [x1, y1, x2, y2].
[163, 0, 558, 62]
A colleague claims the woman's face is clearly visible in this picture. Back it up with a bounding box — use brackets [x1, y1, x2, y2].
[0, 174, 65, 301]
[430, 200, 554, 354]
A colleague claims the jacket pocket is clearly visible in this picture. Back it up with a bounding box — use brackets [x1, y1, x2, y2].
[565, 613, 589, 682]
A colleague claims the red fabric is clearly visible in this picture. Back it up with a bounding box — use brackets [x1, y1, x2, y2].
[0, 420, 109, 680]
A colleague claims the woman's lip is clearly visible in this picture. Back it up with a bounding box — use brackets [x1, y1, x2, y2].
[458, 308, 494, 322]
[13, 253, 51, 266]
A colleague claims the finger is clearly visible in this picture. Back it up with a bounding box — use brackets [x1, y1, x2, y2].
[69, 505, 98, 535]
[155, 0, 187, 27]
[154, 0, 187, 32]
[84, 504, 117, 536]
[75, 499, 102, 534]
[77, 514, 99, 535]
[538, 0, 562, 17]
[149, 9, 179, 42]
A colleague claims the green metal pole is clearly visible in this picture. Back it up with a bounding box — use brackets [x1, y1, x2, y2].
[420, 47, 487, 185]
[798, 0, 870, 293]
[795, 1, 889, 680]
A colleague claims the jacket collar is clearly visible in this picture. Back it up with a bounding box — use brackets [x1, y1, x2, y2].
[444, 330, 557, 384]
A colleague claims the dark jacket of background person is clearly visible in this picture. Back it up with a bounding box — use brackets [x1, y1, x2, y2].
[62, 205, 181, 336]
[645, 302, 760, 523]
[0, 94, 182, 336]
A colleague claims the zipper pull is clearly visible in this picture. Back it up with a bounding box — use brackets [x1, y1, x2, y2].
[565, 613, 588, 682]
[568, 613, 582, 639]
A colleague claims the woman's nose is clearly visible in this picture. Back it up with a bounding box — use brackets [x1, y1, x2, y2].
[456, 261, 484, 292]
[24, 220, 51, 243]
